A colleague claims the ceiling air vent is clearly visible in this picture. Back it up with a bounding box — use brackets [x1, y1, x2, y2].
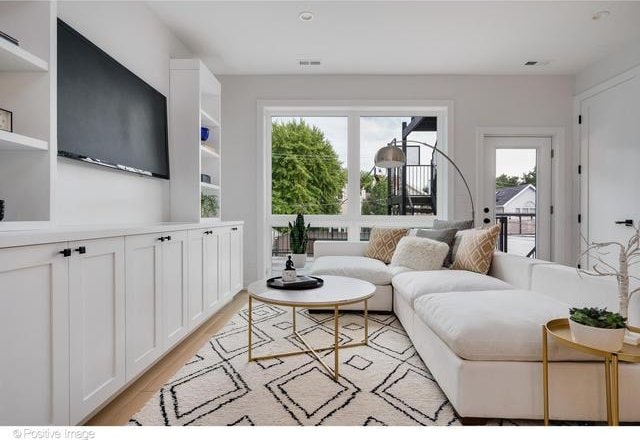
[299, 59, 321, 67]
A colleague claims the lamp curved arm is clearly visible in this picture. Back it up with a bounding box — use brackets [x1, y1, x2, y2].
[390, 139, 476, 226]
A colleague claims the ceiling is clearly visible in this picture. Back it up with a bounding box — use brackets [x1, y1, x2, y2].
[148, 1, 640, 75]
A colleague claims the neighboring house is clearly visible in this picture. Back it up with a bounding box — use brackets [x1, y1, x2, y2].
[495, 184, 536, 214]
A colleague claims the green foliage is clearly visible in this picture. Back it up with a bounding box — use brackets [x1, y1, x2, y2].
[495, 167, 536, 189]
[288, 213, 310, 254]
[272, 120, 347, 215]
[569, 307, 627, 329]
[360, 171, 389, 215]
[201, 194, 219, 218]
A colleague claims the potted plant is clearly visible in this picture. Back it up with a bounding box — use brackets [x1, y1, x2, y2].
[288, 213, 310, 268]
[569, 307, 627, 352]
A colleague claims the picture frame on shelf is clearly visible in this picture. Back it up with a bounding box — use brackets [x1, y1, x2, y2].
[0, 108, 12, 132]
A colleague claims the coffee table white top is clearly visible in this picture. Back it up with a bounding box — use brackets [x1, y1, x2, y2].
[248, 275, 375, 307]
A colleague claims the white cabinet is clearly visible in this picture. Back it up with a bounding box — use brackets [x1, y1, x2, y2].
[230, 225, 243, 293]
[0, 243, 69, 425]
[0, 222, 243, 425]
[125, 233, 163, 381]
[188, 228, 220, 329]
[68, 237, 126, 424]
[125, 231, 190, 381]
[162, 231, 189, 349]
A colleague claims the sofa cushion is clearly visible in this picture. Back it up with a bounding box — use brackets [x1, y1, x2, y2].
[364, 227, 408, 264]
[390, 236, 449, 271]
[451, 224, 501, 274]
[433, 219, 474, 231]
[392, 269, 512, 305]
[414, 228, 458, 266]
[414, 290, 595, 361]
[309, 256, 392, 285]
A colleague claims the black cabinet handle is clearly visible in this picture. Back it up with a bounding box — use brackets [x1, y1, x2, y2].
[231, 227, 238, 231]
[166, 235, 172, 241]
[59, 248, 72, 257]
[75, 246, 86, 254]
[158, 236, 165, 242]
[615, 219, 634, 226]
[204, 230, 213, 235]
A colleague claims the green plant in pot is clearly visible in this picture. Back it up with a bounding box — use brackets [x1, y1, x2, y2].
[569, 307, 627, 352]
[288, 213, 310, 269]
[201, 194, 219, 218]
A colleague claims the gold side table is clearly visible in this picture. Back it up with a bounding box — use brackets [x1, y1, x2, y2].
[247, 275, 375, 382]
[542, 318, 640, 426]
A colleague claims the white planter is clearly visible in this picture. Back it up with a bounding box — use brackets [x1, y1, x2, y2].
[569, 319, 626, 352]
[291, 253, 306, 269]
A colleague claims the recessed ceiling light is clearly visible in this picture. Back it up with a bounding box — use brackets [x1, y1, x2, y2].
[592, 10, 610, 20]
[299, 10, 314, 22]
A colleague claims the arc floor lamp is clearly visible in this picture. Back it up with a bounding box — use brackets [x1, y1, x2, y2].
[374, 139, 476, 226]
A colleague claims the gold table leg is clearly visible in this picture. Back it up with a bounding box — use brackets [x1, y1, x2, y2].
[364, 299, 369, 344]
[611, 355, 620, 426]
[248, 296, 253, 362]
[605, 356, 612, 425]
[292, 306, 296, 333]
[542, 325, 549, 426]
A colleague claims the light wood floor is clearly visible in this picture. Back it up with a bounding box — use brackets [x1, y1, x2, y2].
[86, 291, 248, 426]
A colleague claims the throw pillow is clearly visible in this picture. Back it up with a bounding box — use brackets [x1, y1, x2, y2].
[451, 224, 501, 274]
[415, 228, 458, 266]
[433, 219, 474, 231]
[365, 227, 409, 264]
[390, 236, 449, 271]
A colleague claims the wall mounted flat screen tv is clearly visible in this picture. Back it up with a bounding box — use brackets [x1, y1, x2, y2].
[57, 19, 169, 179]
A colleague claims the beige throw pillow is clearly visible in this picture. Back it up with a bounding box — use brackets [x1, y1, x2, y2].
[451, 224, 501, 274]
[390, 237, 449, 271]
[365, 227, 409, 264]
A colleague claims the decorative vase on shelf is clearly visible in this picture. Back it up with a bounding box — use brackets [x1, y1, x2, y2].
[201, 127, 210, 142]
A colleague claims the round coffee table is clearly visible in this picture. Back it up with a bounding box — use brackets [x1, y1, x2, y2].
[247, 275, 375, 382]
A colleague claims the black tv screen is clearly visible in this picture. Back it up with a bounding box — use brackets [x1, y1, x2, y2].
[57, 19, 169, 179]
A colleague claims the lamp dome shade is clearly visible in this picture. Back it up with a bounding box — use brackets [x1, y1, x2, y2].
[374, 145, 406, 168]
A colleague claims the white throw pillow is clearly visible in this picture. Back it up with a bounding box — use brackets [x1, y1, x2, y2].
[390, 236, 449, 271]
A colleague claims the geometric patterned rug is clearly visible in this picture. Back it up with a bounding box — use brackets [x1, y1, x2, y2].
[129, 303, 546, 426]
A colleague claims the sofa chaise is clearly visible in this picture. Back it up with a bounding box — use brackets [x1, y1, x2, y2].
[309, 240, 640, 422]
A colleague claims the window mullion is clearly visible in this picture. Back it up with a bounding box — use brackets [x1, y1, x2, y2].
[347, 112, 361, 240]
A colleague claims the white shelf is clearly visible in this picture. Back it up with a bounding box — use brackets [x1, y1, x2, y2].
[0, 38, 48, 72]
[200, 182, 220, 191]
[200, 109, 220, 127]
[0, 130, 48, 151]
[200, 145, 220, 159]
[0, 221, 50, 232]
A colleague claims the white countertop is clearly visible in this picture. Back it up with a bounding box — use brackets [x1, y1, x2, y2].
[0, 220, 244, 248]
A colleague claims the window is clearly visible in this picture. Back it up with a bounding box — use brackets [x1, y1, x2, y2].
[261, 103, 451, 276]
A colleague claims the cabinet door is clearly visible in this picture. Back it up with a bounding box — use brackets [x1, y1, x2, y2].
[125, 234, 163, 381]
[230, 225, 243, 294]
[0, 244, 70, 425]
[162, 231, 189, 349]
[188, 229, 207, 329]
[69, 237, 126, 424]
[218, 228, 231, 299]
[204, 230, 219, 315]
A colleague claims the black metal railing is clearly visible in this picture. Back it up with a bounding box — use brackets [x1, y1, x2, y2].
[495, 213, 536, 257]
[271, 227, 348, 257]
[387, 163, 436, 215]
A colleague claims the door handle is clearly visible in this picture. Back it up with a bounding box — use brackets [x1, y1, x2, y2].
[59, 248, 72, 257]
[75, 246, 86, 254]
[615, 219, 634, 226]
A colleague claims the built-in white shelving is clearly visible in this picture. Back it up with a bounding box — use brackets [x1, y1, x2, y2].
[200, 109, 220, 127]
[0, 37, 48, 72]
[169, 59, 222, 223]
[200, 182, 220, 191]
[0, 130, 48, 151]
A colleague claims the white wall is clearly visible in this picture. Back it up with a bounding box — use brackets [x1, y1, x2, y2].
[575, 36, 640, 94]
[55, 1, 191, 225]
[219, 75, 575, 284]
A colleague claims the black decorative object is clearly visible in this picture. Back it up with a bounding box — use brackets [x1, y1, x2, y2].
[0, 108, 12, 132]
[0, 30, 19, 46]
[201, 127, 210, 142]
[200, 173, 211, 184]
[266, 276, 324, 290]
[0, 200, 4, 221]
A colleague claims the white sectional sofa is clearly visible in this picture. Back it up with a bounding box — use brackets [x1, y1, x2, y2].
[310, 240, 640, 422]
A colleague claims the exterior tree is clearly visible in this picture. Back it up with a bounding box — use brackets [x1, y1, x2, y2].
[271, 120, 347, 214]
[496, 173, 521, 189]
[361, 170, 389, 215]
[522, 167, 536, 186]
